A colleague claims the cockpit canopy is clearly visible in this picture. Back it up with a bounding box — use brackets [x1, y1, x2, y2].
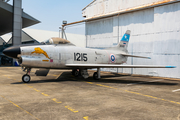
[43, 37, 74, 45]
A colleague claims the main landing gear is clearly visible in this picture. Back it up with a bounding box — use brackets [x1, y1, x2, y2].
[22, 68, 31, 83]
[72, 68, 101, 80]
[72, 69, 89, 79]
[72, 69, 79, 77]
[93, 68, 101, 80]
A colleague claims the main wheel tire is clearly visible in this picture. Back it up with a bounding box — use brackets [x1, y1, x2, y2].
[72, 69, 79, 77]
[93, 72, 99, 80]
[22, 74, 31, 83]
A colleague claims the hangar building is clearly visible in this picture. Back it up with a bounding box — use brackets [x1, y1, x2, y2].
[82, 0, 180, 78]
[0, 0, 40, 66]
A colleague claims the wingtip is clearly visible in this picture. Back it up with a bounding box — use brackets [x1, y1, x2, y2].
[148, 57, 151, 59]
[165, 66, 176, 68]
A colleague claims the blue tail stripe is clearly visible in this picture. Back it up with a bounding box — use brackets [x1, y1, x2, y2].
[121, 34, 130, 42]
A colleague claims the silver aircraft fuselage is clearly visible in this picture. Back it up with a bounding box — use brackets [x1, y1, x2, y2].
[20, 45, 127, 69]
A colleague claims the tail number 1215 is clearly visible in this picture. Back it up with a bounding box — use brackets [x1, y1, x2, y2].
[74, 53, 87, 61]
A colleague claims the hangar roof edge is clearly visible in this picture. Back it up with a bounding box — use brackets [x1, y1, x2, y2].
[82, 0, 96, 11]
[0, 1, 40, 36]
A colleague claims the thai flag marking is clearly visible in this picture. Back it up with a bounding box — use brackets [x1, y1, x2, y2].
[110, 54, 116, 63]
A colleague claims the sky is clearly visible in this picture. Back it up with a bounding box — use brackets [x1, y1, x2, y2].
[9, 0, 92, 35]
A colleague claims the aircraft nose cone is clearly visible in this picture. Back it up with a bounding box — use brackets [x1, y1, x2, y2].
[3, 46, 21, 58]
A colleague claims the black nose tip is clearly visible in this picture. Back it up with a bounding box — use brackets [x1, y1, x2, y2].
[3, 46, 21, 58]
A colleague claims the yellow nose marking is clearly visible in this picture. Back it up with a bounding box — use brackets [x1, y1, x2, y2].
[31, 47, 50, 59]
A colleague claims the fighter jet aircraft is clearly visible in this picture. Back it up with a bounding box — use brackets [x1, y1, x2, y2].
[3, 30, 175, 83]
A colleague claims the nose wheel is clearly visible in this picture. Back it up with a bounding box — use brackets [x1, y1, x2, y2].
[22, 68, 31, 83]
[22, 74, 31, 83]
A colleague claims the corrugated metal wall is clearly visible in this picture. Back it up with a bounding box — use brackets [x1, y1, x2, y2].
[85, 1, 180, 78]
[83, 0, 176, 18]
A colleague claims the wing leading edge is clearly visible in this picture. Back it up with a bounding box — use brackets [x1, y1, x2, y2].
[119, 53, 151, 59]
[66, 64, 176, 68]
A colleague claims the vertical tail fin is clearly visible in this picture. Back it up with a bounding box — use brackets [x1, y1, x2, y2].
[117, 30, 131, 51]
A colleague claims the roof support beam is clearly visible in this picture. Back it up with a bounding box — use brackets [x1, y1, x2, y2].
[12, 0, 22, 45]
[62, 0, 180, 27]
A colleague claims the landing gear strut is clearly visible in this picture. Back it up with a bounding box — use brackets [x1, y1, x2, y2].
[22, 68, 31, 83]
[93, 68, 101, 80]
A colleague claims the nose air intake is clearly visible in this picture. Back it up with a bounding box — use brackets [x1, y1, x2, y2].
[3, 46, 21, 58]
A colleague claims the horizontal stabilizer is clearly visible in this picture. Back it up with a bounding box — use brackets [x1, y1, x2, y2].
[66, 64, 176, 68]
[120, 53, 151, 59]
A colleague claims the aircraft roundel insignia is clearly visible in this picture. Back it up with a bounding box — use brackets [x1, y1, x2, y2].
[110, 54, 116, 63]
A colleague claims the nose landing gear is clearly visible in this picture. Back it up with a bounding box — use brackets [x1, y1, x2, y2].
[22, 68, 31, 83]
[22, 74, 31, 83]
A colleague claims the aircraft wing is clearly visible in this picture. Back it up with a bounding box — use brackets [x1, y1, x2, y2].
[120, 53, 151, 59]
[65, 64, 176, 68]
[116, 53, 151, 59]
